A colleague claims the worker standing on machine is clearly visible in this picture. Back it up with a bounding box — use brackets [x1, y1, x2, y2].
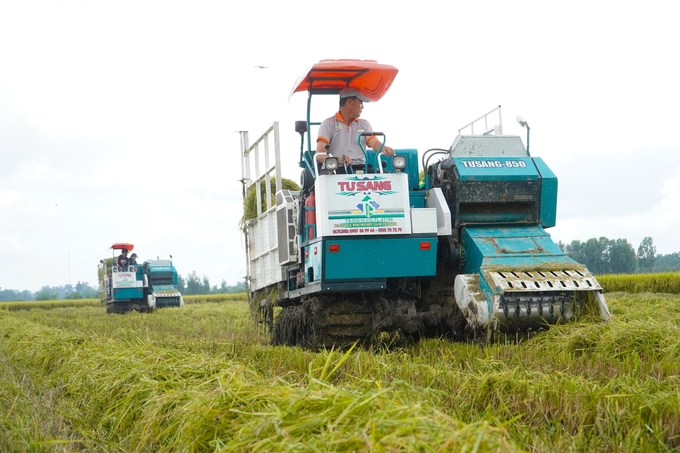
[315, 87, 395, 173]
[129, 253, 138, 265]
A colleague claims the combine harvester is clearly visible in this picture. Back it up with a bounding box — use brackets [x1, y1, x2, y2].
[240, 59, 610, 348]
[98, 243, 184, 314]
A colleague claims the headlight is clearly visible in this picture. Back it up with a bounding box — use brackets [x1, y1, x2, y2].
[325, 157, 339, 172]
[392, 155, 406, 170]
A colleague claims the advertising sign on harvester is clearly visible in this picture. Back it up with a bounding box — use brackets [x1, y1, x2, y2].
[113, 272, 137, 288]
[315, 173, 412, 236]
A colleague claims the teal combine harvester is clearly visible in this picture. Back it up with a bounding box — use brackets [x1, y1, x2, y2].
[240, 59, 610, 348]
[98, 243, 184, 314]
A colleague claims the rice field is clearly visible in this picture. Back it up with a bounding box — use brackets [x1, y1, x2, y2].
[0, 294, 246, 311]
[1, 288, 679, 452]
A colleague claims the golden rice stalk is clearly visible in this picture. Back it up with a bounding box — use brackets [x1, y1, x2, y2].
[241, 177, 300, 227]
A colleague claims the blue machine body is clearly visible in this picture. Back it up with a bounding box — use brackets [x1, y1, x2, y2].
[445, 155, 557, 226]
[365, 149, 420, 189]
[286, 131, 608, 332]
[460, 224, 584, 314]
[289, 131, 439, 296]
[461, 225, 573, 273]
[147, 263, 178, 288]
[113, 287, 144, 300]
[145, 260, 184, 308]
[422, 135, 609, 330]
[533, 157, 557, 228]
[101, 257, 184, 313]
[298, 235, 437, 291]
[244, 59, 611, 346]
[109, 265, 142, 302]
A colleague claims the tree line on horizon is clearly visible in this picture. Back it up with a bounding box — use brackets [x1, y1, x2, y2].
[0, 272, 246, 302]
[558, 236, 679, 275]
[176, 271, 246, 296]
[2, 237, 678, 302]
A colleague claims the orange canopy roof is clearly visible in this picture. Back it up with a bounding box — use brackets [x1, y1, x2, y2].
[110, 243, 134, 251]
[289, 59, 398, 101]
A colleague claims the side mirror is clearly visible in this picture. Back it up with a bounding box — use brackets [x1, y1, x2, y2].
[295, 121, 308, 134]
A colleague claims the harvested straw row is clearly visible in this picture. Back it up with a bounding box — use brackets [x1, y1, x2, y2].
[0, 298, 100, 311]
[183, 293, 247, 304]
[241, 177, 300, 227]
[0, 314, 520, 452]
[2, 294, 680, 451]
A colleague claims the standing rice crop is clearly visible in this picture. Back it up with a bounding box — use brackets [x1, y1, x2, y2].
[2, 293, 680, 452]
[598, 271, 680, 294]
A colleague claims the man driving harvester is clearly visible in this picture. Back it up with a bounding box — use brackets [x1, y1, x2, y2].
[315, 87, 395, 173]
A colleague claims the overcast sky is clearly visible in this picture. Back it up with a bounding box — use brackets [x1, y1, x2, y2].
[1, 1, 678, 292]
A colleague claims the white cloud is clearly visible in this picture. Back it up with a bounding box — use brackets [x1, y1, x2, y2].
[1, 0, 679, 292]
